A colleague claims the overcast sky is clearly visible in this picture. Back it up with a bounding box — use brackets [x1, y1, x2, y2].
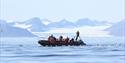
[0, 0, 125, 22]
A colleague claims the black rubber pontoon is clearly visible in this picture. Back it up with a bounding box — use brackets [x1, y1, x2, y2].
[38, 40, 86, 46]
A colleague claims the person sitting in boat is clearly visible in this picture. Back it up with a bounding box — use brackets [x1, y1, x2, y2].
[75, 30, 80, 41]
[48, 34, 53, 40]
[65, 37, 69, 43]
[53, 36, 56, 41]
[48, 34, 56, 43]
[70, 38, 74, 42]
[59, 35, 63, 41]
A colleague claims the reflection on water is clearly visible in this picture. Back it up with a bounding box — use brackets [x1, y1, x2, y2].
[0, 37, 125, 63]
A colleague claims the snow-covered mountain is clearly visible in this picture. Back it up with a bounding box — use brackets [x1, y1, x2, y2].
[105, 20, 125, 37]
[22, 17, 48, 32]
[1, 17, 124, 37]
[3, 17, 110, 33]
[76, 18, 107, 26]
[0, 20, 37, 37]
[46, 18, 108, 28]
[11, 17, 109, 31]
[47, 19, 76, 28]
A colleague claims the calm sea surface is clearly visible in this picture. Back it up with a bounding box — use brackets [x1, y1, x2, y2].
[0, 37, 125, 63]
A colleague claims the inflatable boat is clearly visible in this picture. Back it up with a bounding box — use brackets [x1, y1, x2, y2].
[38, 40, 86, 46]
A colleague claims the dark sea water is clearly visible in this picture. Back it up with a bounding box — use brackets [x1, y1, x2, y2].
[0, 37, 125, 63]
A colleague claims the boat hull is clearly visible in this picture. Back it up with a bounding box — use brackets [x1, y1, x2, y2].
[38, 40, 86, 46]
